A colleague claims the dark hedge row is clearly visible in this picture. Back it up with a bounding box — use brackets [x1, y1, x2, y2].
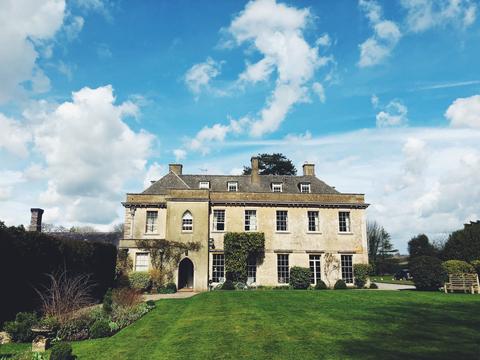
[0, 222, 116, 325]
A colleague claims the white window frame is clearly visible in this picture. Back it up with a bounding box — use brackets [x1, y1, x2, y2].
[199, 181, 210, 189]
[244, 210, 257, 231]
[182, 211, 193, 232]
[339, 211, 351, 233]
[309, 255, 321, 284]
[145, 210, 158, 234]
[276, 210, 288, 232]
[300, 183, 311, 193]
[341, 255, 353, 284]
[277, 254, 289, 284]
[307, 211, 320, 232]
[213, 209, 226, 232]
[135, 252, 149, 272]
[227, 182, 238, 192]
[247, 257, 257, 284]
[212, 254, 225, 283]
[272, 183, 283, 192]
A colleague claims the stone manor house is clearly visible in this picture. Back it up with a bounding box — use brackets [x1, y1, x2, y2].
[119, 157, 369, 291]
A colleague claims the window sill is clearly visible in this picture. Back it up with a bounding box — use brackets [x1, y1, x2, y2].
[211, 230, 225, 233]
[306, 231, 322, 234]
[245, 229, 258, 232]
[338, 232, 353, 235]
[144, 232, 159, 235]
[182, 230, 193, 233]
[275, 231, 290, 234]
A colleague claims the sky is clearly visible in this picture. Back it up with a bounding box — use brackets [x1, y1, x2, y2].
[0, 0, 480, 253]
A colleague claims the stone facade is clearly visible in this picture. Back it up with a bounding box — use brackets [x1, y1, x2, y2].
[119, 157, 369, 291]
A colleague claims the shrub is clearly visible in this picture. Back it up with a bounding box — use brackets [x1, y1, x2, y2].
[289, 267, 311, 289]
[128, 272, 151, 291]
[353, 264, 373, 288]
[38, 315, 59, 331]
[157, 282, 177, 294]
[221, 280, 235, 290]
[148, 268, 164, 289]
[112, 288, 142, 308]
[108, 321, 119, 333]
[4, 312, 38, 342]
[56, 315, 90, 341]
[442, 260, 475, 275]
[471, 260, 480, 276]
[165, 282, 177, 293]
[314, 280, 328, 290]
[89, 319, 110, 338]
[102, 288, 113, 314]
[369, 283, 378, 289]
[234, 282, 248, 290]
[334, 279, 347, 290]
[111, 303, 150, 329]
[146, 300, 156, 308]
[410, 256, 447, 291]
[273, 285, 292, 290]
[49, 342, 75, 360]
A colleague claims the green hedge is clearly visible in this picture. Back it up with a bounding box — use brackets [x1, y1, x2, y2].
[128, 272, 151, 291]
[290, 267, 311, 289]
[442, 260, 475, 275]
[224, 232, 265, 282]
[0, 222, 116, 326]
[353, 264, 373, 288]
[410, 256, 447, 291]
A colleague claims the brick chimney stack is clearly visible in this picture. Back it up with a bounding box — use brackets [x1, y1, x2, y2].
[251, 156, 260, 184]
[29, 208, 44, 232]
[169, 164, 183, 175]
[302, 163, 315, 176]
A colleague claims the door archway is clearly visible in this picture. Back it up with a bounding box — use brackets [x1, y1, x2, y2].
[178, 258, 194, 289]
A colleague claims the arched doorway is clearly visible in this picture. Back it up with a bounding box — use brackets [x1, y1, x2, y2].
[178, 258, 194, 290]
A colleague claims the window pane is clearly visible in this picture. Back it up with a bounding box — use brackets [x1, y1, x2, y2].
[245, 210, 257, 231]
[182, 212, 193, 231]
[308, 211, 319, 232]
[276, 210, 288, 231]
[301, 183, 311, 193]
[228, 182, 238, 192]
[145, 211, 158, 233]
[135, 252, 149, 272]
[309, 255, 321, 284]
[341, 255, 353, 284]
[213, 210, 225, 231]
[212, 254, 225, 282]
[277, 254, 289, 283]
[247, 257, 257, 283]
[339, 212, 351, 232]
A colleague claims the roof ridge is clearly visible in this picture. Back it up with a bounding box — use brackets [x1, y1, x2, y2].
[171, 171, 191, 188]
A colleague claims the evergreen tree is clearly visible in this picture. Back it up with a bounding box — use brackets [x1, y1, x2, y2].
[243, 153, 297, 175]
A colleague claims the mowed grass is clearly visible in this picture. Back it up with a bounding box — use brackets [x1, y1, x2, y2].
[2, 291, 479, 359]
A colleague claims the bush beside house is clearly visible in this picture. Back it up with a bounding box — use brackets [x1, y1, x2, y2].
[289, 267, 311, 289]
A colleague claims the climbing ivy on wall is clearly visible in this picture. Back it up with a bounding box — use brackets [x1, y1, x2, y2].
[224, 232, 265, 282]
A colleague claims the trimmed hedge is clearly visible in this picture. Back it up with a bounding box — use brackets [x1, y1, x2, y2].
[410, 256, 447, 291]
[334, 279, 347, 290]
[471, 260, 480, 276]
[442, 260, 475, 275]
[290, 267, 311, 289]
[314, 280, 328, 290]
[353, 264, 373, 288]
[0, 222, 116, 326]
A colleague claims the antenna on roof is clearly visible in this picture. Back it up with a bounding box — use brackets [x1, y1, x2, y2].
[199, 168, 208, 175]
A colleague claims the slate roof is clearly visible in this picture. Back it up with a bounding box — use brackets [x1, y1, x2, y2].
[142, 172, 339, 195]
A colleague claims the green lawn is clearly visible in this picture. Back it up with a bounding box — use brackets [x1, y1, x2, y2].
[371, 274, 414, 285]
[1, 291, 479, 359]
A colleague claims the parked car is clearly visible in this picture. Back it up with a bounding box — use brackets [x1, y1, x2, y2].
[393, 269, 411, 280]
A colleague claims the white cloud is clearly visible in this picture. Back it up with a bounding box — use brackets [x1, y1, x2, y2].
[0, 114, 31, 157]
[316, 34, 331, 47]
[184, 57, 222, 97]
[375, 99, 408, 127]
[173, 149, 187, 161]
[371, 94, 379, 108]
[445, 94, 480, 128]
[0, 0, 66, 103]
[401, 0, 477, 32]
[31, 85, 154, 224]
[143, 162, 164, 189]
[358, 0, 402, 67]
[312, 82, 326, 103]
[0, 171, 25, 201]
[64, 15, 84, 41]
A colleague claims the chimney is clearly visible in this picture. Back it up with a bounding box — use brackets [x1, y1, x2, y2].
[302, 163, 315, 176]
[251, 156, 260, 184]
[29, 208, 44, 232]
[169, 164, 183, 175]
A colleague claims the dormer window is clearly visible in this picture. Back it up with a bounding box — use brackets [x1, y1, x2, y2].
[199, 181, 210, 189]
[300, 183, 311, 193]
[272, 183, 283, 193]
[227, 182, 238, 192]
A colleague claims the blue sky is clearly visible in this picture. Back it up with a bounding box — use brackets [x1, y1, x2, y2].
[1, 0, 480, 252]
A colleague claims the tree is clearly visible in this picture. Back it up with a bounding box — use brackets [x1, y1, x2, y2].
[441, 222, 480, 262]
[367, 221, 397, 274]
[408, 234, 436, 259]
[242, 153, 297, 175]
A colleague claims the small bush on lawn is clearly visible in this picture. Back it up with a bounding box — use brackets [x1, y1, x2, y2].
[128, 272, 151, 291]
[112, 288, 142, 307]
[289, 267, 311, 289]
[471, 260, 480, 276]
[353, 264, 373, 288]
[102, 289, 113, 314]
[314, 280, 328, 290]
[49, 342, 75, 360]
[4, 312, 38, 342]
[89, 319, 110, 338]
[442, 260, 475, 275]
[221, 280, 235, 290]
[410, 256, 447, 291]
[369, 283, 378, 289]
[334, 279, 347, 290]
